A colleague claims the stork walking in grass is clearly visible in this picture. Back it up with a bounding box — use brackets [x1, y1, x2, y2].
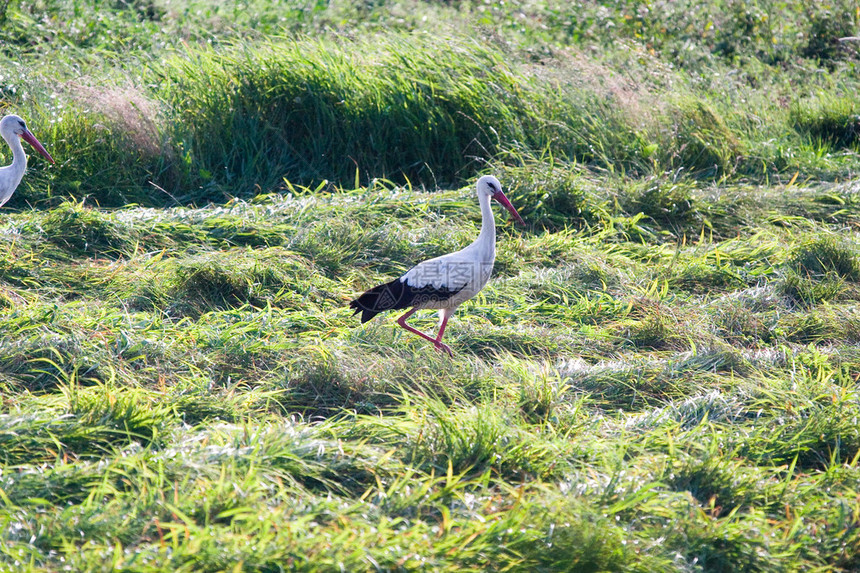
[0, 114, 54, 207]
[350, 175, 525, 356]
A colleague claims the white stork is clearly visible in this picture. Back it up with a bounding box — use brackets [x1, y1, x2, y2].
[350, 175, 524, 355]
[0, 114, 54, 207]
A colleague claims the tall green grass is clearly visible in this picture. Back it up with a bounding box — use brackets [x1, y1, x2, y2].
[3, 29, 860, 205]
[158, 34, 638, 192]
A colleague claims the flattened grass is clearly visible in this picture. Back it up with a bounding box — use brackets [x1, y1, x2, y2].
[3, 183, 860, 569]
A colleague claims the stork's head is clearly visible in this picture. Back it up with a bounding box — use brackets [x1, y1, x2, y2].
[477, 175, 524, 224]
[0, 114, 55, 164]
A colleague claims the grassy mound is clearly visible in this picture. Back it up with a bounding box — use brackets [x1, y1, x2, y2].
[159, 35, 634, 193]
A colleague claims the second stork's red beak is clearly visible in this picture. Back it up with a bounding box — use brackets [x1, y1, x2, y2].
[20, 129, 55, 164]
[493, 191, 525, 225]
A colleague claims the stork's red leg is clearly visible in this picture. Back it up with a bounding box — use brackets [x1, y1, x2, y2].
[434, 309, 454, 357]
[397, 308, 453, 356]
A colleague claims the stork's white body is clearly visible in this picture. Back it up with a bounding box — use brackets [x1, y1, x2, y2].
[400, 187, 497, 311]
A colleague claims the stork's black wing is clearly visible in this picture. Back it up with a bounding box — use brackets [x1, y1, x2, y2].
[349, 277, 464, 323]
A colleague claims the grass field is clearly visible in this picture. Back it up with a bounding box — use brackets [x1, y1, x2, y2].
[3, 0, 860, 570]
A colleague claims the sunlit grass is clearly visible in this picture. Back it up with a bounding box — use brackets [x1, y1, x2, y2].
[2, 0, 860, 570]
[0, 176, 855, 569]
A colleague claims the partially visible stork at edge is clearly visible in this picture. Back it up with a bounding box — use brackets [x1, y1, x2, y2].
[350, 175, 525, 356]
[0, 114, 54, 207]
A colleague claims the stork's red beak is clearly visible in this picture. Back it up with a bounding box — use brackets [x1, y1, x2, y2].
[493, 191, 525, 225]
[20, 129, 55, 164]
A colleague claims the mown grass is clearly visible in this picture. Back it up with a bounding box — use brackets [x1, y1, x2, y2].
[0, 179, 858, 570]
[2, 0, 860, 571]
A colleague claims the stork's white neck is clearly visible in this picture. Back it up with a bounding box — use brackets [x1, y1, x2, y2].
[0, 131, 26, 207]
[473, 190, 496, 262]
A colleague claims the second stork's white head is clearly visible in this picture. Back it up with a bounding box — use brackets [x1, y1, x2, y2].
[0, 114, 54, 207]
[0, 115, 54, 164]
[476, 174, 525, 224]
